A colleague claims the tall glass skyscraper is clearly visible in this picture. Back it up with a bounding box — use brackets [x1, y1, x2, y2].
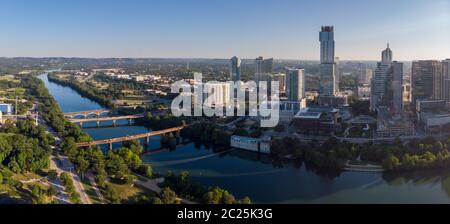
[382, 43, 393, 63]
[319, 26, 337, 96]
[443, 59, 450, 111]
[230, 56, 241, 82]
[320, 26, 335, 64]
[392, 61, 404, 113]
[254, 56, 273, 83]
[411, 60, 443, 106]
[370, 44, 393, 111]
[287, 69, 305, 102]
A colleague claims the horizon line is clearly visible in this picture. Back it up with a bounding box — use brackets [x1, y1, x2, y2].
[2, 56, 448, 62]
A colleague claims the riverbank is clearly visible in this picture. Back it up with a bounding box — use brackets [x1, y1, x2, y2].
[47, 74, 114, 108]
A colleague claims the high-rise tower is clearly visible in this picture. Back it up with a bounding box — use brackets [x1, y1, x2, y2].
[255, 56, 273, 83]
[319, 26, 337, 96]
[230, 56, 241, 82]
[443, 59, 450, 111]
[370, 44, 394, 111]
[382, 43, 393, 63]
[320, 26, 335, 64]
[287, 69, 305, 102]
[411, 60, 443, 106]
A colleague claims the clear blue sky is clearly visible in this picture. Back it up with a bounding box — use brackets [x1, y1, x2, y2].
[0, 0, 449, 60]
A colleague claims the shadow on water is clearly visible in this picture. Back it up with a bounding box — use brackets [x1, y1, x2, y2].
[383, 170, 450, 197]
[0, 193, 29, 204]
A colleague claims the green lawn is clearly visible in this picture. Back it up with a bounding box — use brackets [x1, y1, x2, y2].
[107, 180, 157, 203]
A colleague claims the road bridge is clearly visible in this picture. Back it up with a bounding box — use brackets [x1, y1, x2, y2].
[76, 125, 186, 150]
[64, 109, 111, 118]
[69, 114, 145, 127]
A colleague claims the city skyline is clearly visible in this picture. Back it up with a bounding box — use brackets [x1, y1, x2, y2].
[0, 0, 449, 60]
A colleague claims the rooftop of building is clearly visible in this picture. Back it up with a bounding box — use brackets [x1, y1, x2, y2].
[294, 106, 339, 119]
[321, 26, 333, 32]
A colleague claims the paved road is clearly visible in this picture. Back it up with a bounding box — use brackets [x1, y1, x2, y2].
[71, 171, 91, 204]
[53, 153, 91, 204]
[48, 157, 71, 204]
[43, 124, 92, 204]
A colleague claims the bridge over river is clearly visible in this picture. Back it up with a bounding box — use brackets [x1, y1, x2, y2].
[76, 125, 186, 150]
[68, 114, 145, 127]
[63, 109, 146, 127]
[64, 109, 112, 118]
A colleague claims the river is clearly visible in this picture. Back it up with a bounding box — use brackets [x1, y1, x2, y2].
[39, 73, 450, 203]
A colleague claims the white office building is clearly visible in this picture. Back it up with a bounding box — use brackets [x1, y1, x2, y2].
[0, 103, 13, 115]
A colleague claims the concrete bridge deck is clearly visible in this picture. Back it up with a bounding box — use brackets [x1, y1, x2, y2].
[64, 109, 111, 118]
[76, 125, 186, 149]
[68, 114, 145, 123]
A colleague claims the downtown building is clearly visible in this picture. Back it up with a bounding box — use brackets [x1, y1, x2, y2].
[411, 60, 444, 106]
[370, 44, 404, 114]
[254, 56, 274, 83]
[370, 44, 393, 111]
[391, 61, 404, 113]
[319, 26, 337, 96]
[280, 68, 307, 123]
[286, 69, 306, 102]
[272, 73, 286, 95]
[412, 60, 450, 133]
[230, 56, 241, 82]
[443, 59, 450, 111]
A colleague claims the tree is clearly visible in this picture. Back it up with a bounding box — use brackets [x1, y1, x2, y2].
[47, 185, 58, 197]
[123, 174, 137, 184]
[106, 151, 129, 179]
[0, 172, 3, 187]
[122, 140, 143, 155]
[117, 147, 142, 170]
[203, 187, 237, 204]
[138, 164, 152, 178]
[160, 187, 179, 204]
[222, 191, 236, 204]
[104, 183, 121, 204]
[95, 169, 108, 188]
[151, 197, 163, 204]
[76, 154, 89, 179]
[232, 128, 249, 137]
[47, 169, 58, 180]
[382, 154, 400, 170]
[238, 197, 252, 204]
[31, 184, 42, 198]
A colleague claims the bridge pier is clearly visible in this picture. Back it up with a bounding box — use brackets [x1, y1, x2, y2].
[145, 136, 150, 151]
[109, 142, 113, 151]
[175, 131, 181, 144]
[112, 120, 117, 127]
[128, 118, 132, 125]
[96, 121, 100, 127]
[79, 122, 83, 128]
